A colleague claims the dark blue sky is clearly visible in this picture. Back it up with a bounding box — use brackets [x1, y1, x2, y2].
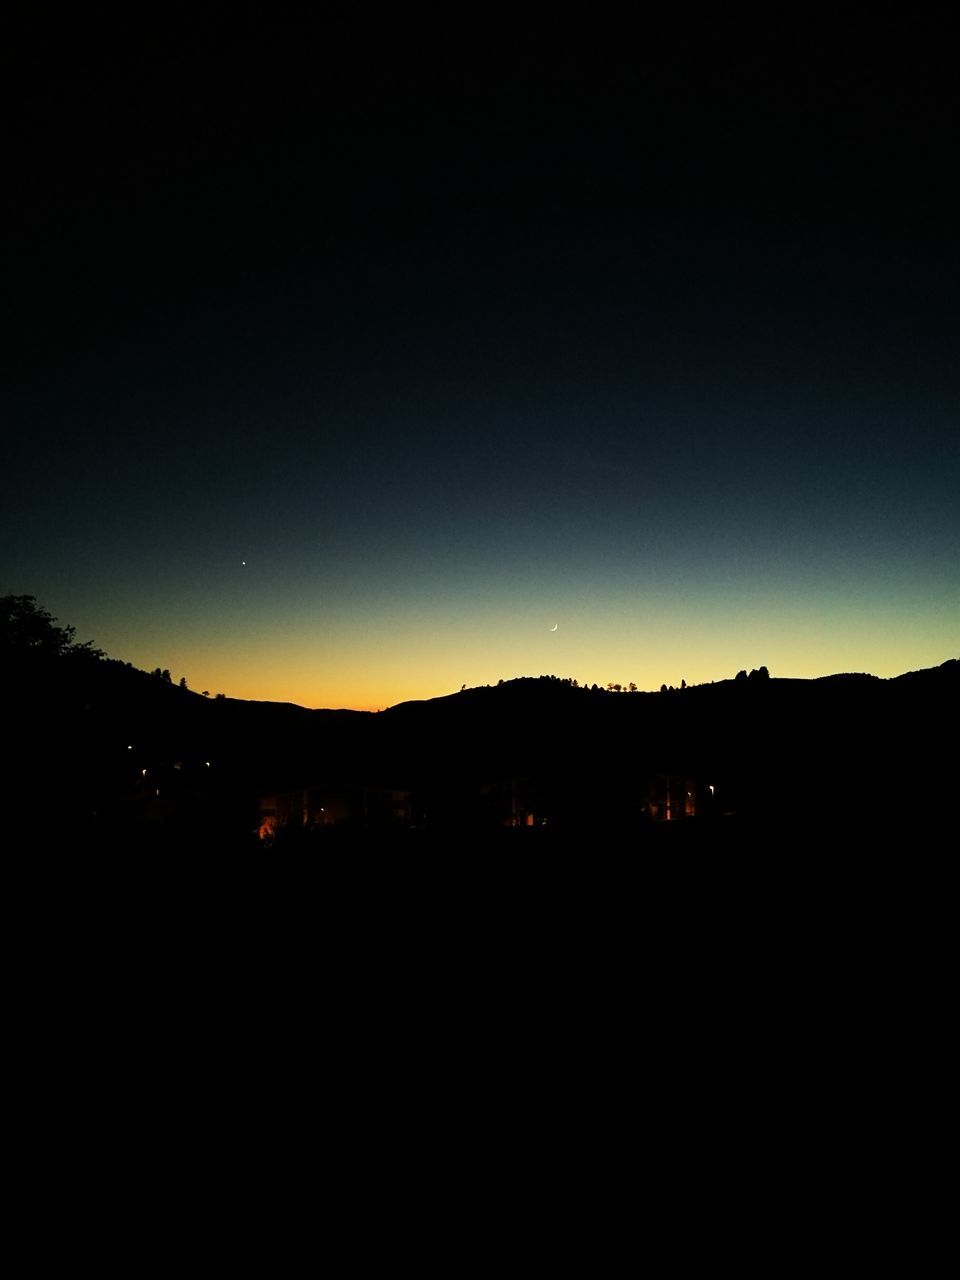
[5, 7, 957, 705]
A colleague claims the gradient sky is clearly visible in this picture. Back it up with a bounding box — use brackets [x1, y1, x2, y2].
[5, 9, 958, 708]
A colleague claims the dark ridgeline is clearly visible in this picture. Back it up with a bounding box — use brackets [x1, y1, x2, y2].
[3, 596, 956, 850]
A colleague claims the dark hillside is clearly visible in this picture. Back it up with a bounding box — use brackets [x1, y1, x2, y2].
[3, 594, 955, 846]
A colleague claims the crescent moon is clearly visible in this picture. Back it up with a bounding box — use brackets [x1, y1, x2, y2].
[550, 623, 558, 632]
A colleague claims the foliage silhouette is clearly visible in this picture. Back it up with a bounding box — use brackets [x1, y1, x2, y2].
[1, 594, 103, 660]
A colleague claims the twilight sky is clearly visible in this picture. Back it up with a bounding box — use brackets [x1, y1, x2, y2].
[4, 8, 958, 708]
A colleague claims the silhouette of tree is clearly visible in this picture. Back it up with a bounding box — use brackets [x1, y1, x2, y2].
[681, 679, 686, 689]
[660, 683, 668, 694]
[735, 670, 748, 682]
[628, 682, 637, 693]
[162, 669, 172, 683]
[1, 594, 102, 659]
[179, 676, 188, 690]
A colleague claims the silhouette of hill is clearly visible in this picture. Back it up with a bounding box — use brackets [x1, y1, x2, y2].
[371, 664, 957, 837]
[3, 595, 956, 848]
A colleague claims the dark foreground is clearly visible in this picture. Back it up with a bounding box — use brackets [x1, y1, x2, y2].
[22, 809, 951, 855]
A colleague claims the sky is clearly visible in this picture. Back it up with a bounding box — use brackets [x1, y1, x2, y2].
[4, 7, 958, 708]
